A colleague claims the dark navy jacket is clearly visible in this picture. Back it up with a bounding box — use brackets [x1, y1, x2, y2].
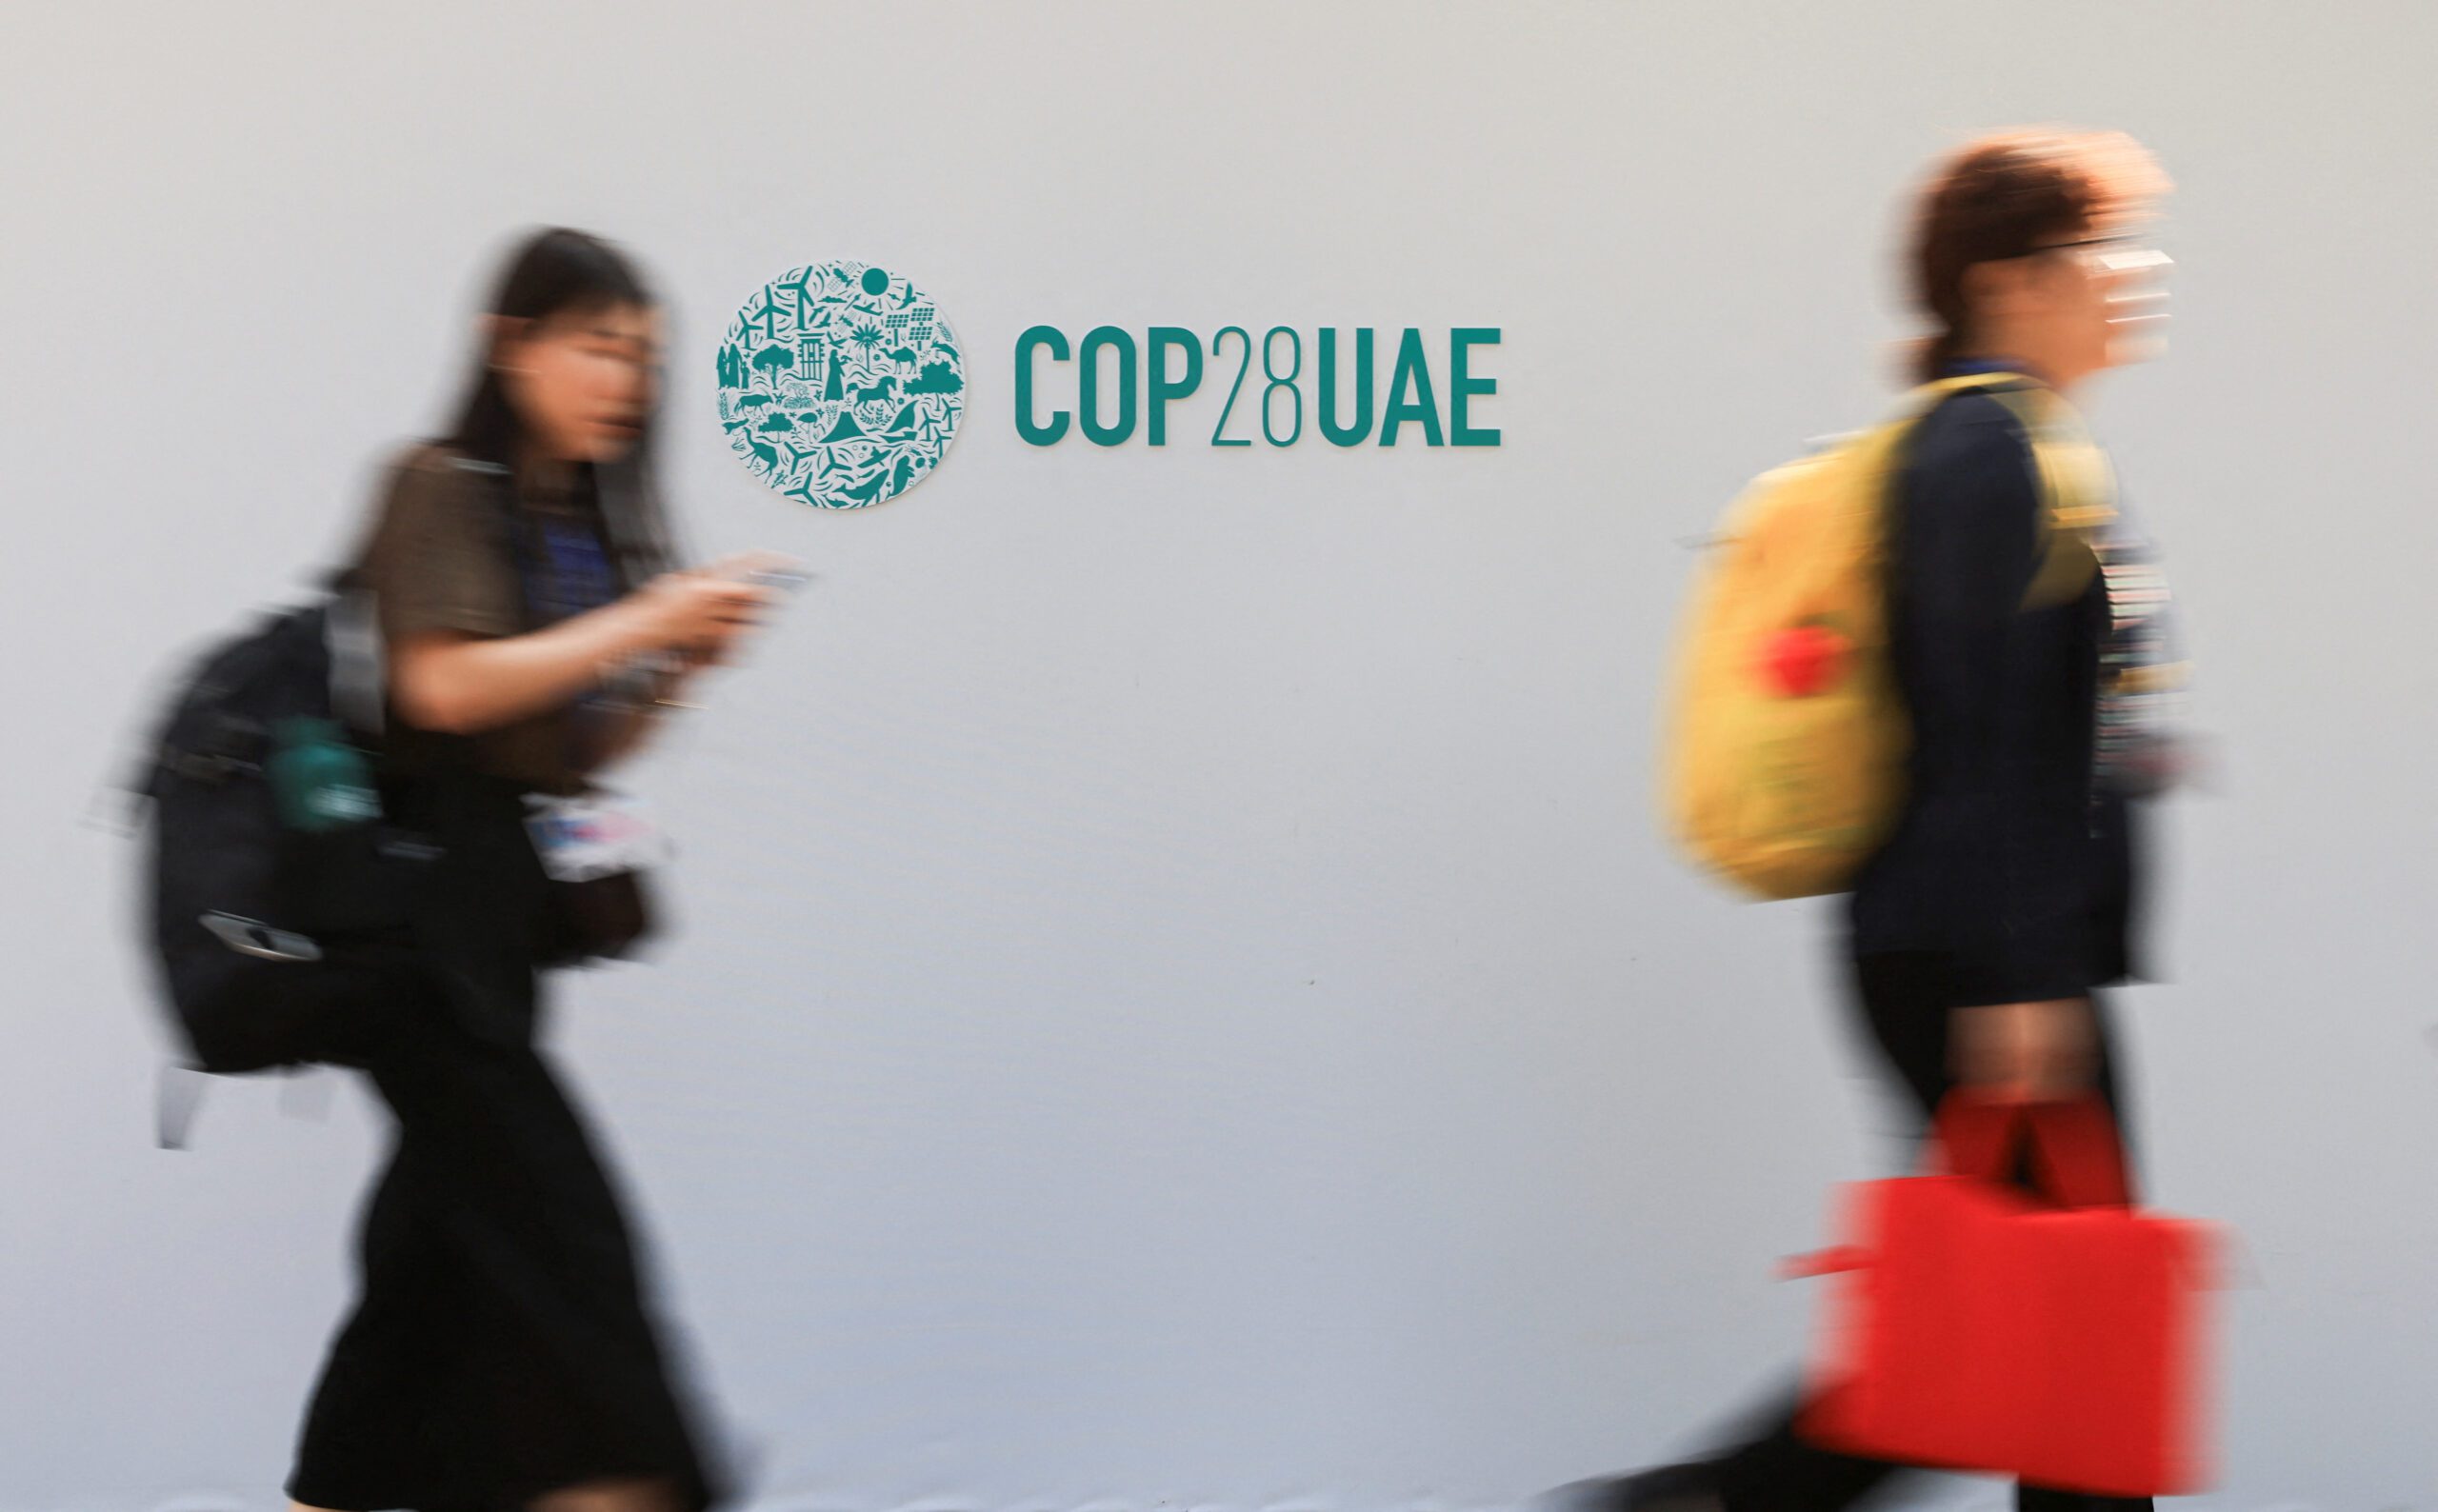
[1847, 387, 2140, 1005]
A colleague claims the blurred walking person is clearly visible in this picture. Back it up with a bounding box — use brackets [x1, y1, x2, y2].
[1558, 128, 2187, 1512]
[287, 228, 779, 1512]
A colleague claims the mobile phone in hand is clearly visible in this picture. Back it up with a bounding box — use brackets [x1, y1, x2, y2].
[718, 553, 811, 594]
[748, 566, 813, 594]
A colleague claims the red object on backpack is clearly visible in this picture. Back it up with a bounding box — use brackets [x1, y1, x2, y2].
[1757, 623, 1849, 697]
[1786, 1093, 2218, 1497]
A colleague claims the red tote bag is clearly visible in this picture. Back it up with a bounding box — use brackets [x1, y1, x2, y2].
[1787, 1093, 2218, 1498]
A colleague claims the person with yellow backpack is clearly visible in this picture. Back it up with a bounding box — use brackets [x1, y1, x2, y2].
[1555, 129, 2190, 1511]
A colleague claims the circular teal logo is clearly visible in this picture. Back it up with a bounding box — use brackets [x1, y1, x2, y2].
[715, 261, 965, 508]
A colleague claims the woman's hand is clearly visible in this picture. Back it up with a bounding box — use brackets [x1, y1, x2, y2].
[1951, 998, 2095, 1100]
[390, 557, 784, 738]
[621, 570, 774, 659]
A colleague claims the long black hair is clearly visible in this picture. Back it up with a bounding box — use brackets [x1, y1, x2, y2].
[444, 227, 676, 583]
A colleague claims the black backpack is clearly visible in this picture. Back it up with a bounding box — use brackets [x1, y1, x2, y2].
[130, 573, 444, 1133]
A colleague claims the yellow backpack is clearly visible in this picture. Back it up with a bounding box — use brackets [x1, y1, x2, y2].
[1660, 372, 2113, 900]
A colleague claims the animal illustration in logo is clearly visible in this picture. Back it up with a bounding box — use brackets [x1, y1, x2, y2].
[715, 261, 964, 508]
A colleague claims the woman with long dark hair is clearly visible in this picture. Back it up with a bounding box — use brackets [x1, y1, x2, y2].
[289, 228, 774, 1512]
[1555, 129, 2186, 1511]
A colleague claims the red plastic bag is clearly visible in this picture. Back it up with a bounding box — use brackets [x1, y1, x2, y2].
[1788, 1093, 2218, 1497]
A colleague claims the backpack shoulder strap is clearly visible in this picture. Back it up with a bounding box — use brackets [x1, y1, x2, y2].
[1897, 374, 2114, 612]
[1981, 385, 2116, 610]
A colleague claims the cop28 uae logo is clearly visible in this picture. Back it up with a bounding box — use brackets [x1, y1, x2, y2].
[715, 261, 964, 508]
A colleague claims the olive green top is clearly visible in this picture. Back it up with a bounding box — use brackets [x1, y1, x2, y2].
[351, 443, 650, 797]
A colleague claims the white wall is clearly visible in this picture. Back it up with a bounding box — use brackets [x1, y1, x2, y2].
[5, 3, 2435, 1508]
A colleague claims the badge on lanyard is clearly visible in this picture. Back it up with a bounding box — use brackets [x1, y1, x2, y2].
[523, 789, 671, 883]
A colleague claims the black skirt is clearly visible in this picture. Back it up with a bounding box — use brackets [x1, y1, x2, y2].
[288, 769, 726, 1511]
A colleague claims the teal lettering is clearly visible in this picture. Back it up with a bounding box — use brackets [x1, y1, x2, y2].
[1380, 327, 1444, 447]
[1449, 327, 1500, 447]
[1317, 327, 1375, 446]
[1146, 327, 1202, 447]
[1079, 326, 1138, 446]
[1015, 325, 1070, 446]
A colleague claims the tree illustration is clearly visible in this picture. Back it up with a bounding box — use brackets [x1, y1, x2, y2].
[752, 344, 795, 379]
[849, 320, 885, 364]
[904, 360, 962, 396]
